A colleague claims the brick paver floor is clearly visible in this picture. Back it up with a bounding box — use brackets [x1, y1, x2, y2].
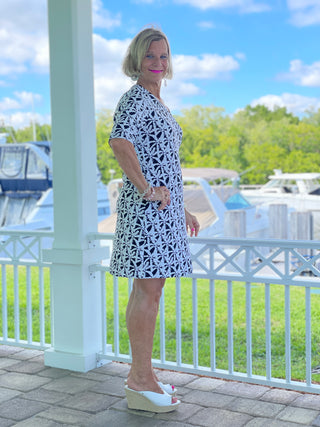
[0, 346, 320, 426]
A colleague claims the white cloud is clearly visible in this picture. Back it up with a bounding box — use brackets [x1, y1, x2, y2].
[0, 1, 46, 34]
[162, 81, 202, 111]
[0, 1, 124, 126]
[278, 60, 320, 87]
[0, 91, 49, 128]
[173, 54, 239, 80]
[0, 0, 121, 77]
[0, 111, 51, 130]
[92, 34, 240, 111]
[287, 0, 320, 26]
[0, 98, 21, 112]
[32, 38, 50, 73]
[92, 0, 121, 30]
[0, 91, 42, 113]
[93, 35, 132, 110]
[0, 0, 242, 125]
[0, 1, 48, 76]
[174, 0, 270, 13]
[15, 91, 42, 107]
[93, 35, 131, 75]
[251, 93, 320, 115]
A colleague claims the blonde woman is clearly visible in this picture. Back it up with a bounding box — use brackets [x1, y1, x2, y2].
[109, 27, 199, 413]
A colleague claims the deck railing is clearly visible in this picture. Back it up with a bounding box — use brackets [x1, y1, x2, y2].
[89, 233, 320, 394]
[0, 230, 53, 350]
[2, 229, 320, 394]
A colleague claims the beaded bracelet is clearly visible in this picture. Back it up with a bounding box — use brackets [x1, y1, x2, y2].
[144, 187, 155, 201]
[138, 183, 151, 199]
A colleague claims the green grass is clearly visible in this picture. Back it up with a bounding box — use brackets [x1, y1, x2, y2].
[0, 265, 51, 344]
[106, 277, 320, 383]
[1, 266, 320, 383]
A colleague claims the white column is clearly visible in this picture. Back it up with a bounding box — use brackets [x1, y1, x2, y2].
[44, 0, 106, 372]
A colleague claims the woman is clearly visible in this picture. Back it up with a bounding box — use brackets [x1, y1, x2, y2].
[109, 27, 199, 413]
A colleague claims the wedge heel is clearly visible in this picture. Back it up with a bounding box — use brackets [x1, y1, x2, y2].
[125, 385, 180, 413]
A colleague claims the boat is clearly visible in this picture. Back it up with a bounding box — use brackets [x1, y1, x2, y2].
[99, 168, 269, 239]
[241, 170, 320, 209]
[0, 141, 110, 232]
[241, 170, 320, 239]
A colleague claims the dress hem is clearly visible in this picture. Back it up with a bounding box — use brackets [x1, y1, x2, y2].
[109, 272, 193, 279]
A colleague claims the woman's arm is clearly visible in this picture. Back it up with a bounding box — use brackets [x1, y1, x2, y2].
[110, 137, 170, 210]
[110, 138, 148, 194]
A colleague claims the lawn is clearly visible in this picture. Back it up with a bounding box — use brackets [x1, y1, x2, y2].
[106, 277, 320, 383]
[1, 266, 320, 383]
[0, 265, 51, 344]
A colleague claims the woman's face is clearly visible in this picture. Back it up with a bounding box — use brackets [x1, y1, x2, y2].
[139, 39, 169, 85]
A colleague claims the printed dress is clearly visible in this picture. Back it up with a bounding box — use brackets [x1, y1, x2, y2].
[109, 84, 192, 278]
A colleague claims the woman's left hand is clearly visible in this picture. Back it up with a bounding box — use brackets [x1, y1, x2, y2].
[185, 209, 200, 237]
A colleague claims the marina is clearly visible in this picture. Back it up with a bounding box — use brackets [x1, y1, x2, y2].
[242, 170, 320, 239]
[0, 141, 110, 232]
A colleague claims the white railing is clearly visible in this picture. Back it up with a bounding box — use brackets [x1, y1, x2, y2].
[89, 233, 320, 394]
[2, 229, 320, 394]
[0, 230, 53, 350]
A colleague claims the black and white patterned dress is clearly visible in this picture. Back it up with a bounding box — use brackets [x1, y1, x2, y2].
[109, 84, 192, 279]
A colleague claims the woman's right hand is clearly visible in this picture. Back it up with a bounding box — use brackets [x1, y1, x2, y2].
[145, 186, 170, 210]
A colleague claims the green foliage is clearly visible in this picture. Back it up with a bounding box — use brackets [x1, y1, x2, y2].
[4, 123, 51, 143]
[96, 109, 122, 183]
[243, 105, 299, 125]
[176, 105, 320, 185]
[4, 104, 320, 185]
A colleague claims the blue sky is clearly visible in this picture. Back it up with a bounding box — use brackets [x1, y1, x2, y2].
[1, 0, 320, 129]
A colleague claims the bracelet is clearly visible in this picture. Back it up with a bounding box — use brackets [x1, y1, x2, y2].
[144, 187, 155, 200]
[138, 183, 151, 199]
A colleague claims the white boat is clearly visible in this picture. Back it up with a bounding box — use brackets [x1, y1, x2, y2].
[0, 141, 110, 232]
[241, 170, 320, 239]
[99, 168, 269, 239]
[181, 168, 268, 239]
[241, 170, 320, 210]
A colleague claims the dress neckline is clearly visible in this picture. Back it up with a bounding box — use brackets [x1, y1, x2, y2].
[135, 84, 170, 113]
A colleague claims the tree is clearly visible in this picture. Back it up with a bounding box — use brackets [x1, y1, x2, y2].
[243, 105, 299, 124]
[95, 109, 121, 183]
[302, 108, 320, 126]
[11, 123, 51, 143]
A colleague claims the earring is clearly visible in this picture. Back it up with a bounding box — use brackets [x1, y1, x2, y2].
[164, 79, 167, 87]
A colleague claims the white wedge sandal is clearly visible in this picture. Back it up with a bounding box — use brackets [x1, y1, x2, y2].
[125, 385, 180, 413]
[124, 379, 177, 396]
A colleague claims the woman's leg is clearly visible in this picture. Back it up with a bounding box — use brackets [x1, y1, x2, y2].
[126, 277, 165, 394]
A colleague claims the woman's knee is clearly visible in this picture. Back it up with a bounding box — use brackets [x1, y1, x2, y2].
[134, 278, 166, 302]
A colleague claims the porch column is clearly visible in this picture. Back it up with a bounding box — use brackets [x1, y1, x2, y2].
[44, 0, 106, 372]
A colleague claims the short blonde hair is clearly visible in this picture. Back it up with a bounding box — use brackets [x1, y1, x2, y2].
[122, 27, 173, 80]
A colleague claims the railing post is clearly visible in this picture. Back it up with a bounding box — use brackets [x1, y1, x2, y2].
[43, 0, 106, 372]
[269, 204, 288, 239]
[290, 212, 313, 266]
[290, 211, 313, 242]
[224, 210, 246, 238]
